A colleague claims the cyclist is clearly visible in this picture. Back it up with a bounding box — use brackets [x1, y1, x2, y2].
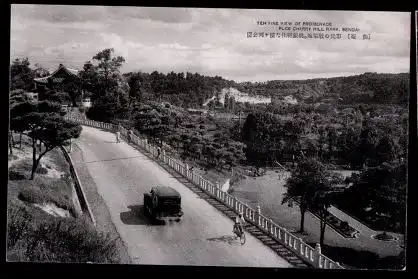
[116, 130, 120, 143]
[233, 212, 246, 237]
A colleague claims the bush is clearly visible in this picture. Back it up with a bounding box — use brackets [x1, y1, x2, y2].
[36, 167, 48, 174]
[7, 202, 119, 263]
[9, 170, 26, 180]
[18, 184, 76, 218]
[340, 221, 349, 230]
[7, 201, 33, 249]
[18, 187, 45, 204]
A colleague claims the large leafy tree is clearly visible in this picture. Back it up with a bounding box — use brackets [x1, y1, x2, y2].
[10, 57, 34, 91]
[92, 48, 126, 97]
[342, 161, 406, 234]
[282, 157, 342, 236]
[357, 121, 380, 167]
[81, 48, 128, 122]
[10, 101, 82, 179]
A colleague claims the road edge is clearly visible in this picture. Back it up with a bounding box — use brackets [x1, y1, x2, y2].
[60, 145, 96, 227]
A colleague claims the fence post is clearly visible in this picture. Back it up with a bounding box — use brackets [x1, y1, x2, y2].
[315, 243, 322, 268]
[257, 205, 261, 226]
[185, 164, 189, 179]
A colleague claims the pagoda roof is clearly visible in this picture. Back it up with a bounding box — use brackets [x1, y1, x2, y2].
[34, 64, 80, 84]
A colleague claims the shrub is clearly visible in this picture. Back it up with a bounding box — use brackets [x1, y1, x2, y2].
[7, 201, 33, 249]
[9, 170, 26, 181]
[340, 221, 349, 230]
[7, 202, 119, 263]
[25, 217, 118, 263]
[78, 107, 86, 114]
[36, 167, 48, 174]
[18, 183, 76, 218]
[18, 187, 45, 204]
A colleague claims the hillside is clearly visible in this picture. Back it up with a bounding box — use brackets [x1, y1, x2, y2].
[237, 73, 409, 105]
[123, 71, 409, 108]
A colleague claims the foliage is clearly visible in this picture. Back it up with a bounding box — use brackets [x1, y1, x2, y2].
[238, 72, 409, 105]
[7, 201, 118, 263]
[336, 161, 406, 233]
[10, 100, 82, 179]
[79, 48, 129, 121]
[10, 89, 31, 106]
[10, 57, 35, 91]
[242, 112, 306, 166]
[282, 157, 343, 243]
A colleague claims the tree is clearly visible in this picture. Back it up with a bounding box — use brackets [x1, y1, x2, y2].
[82, 49, 127, 122]
[10, 57, 34, 91]
[343, 161, 406, 234]
[127, 72, 142, 117]
[310, 172, 343, 246]
[337, 126, 361, 168]
[282, 158, 339, 234]
[325, 125, 338, 160]
[375, 136, 400, 165]
[10, 89, 33, 149]
[92, 48, 126, 97]
[10, 101, 82, 179]
[33, 63, 50, 78]
[357, 121, 380, 167]
[79, 61, 99, 100]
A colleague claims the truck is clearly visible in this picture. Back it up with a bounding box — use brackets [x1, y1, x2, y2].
[143, 186, 184, 222]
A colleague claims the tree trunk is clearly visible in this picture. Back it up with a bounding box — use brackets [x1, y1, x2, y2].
[31, 139, 37, 180]
[9, 130, 13, 155]
[320, 210, 327, 247]
[31, 142, 49, 180]
[19, 133, 22, 149]
[11, 130, 15, 147]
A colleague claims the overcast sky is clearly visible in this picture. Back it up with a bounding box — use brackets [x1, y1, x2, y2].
[10, 5, 411, 82]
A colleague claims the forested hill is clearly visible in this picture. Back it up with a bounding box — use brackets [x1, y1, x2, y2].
[123, 71, 409, 108]
[237, 72, 409, 105]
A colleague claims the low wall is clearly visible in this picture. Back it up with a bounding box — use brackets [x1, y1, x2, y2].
[64, 116, 344, 269]
[60, 145, 96, 227]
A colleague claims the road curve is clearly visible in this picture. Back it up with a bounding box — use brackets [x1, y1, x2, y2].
[72, 125, 292, 268]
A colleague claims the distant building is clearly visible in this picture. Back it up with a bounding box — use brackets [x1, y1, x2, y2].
[33, 63, 83, 105]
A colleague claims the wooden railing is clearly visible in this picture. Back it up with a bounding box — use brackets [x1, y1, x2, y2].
[65, 116, 344, 269]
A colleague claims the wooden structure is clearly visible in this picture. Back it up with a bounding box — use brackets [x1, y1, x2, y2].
[33, 63, 84, 106]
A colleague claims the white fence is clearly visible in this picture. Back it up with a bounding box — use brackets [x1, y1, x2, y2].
[65, 116, 344, 269]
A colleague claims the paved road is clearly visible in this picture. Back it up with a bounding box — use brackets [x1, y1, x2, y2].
[72, 125, 292, 267]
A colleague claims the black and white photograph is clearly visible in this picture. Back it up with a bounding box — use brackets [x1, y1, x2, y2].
[7, 5, 409, 270]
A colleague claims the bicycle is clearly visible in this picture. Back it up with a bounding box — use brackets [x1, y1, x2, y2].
[233, 224, 246, 245]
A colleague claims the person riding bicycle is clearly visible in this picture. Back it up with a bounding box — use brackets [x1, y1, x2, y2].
[116, 130, 120, 143]
[233, 213, 246, 236]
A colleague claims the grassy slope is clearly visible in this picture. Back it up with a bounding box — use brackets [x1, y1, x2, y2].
[7, 134, 119, 263]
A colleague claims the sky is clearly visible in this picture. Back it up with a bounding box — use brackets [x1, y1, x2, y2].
[10, 5, 411, 82]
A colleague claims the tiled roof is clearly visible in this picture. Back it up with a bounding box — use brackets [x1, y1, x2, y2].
[34, 64, 79, 83]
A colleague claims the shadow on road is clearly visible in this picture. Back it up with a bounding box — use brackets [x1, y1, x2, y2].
[207, 235, 242, 246]
[120, 205, 165, 226]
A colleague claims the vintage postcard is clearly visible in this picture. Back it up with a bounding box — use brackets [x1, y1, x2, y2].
[8, 5, 409, 270]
